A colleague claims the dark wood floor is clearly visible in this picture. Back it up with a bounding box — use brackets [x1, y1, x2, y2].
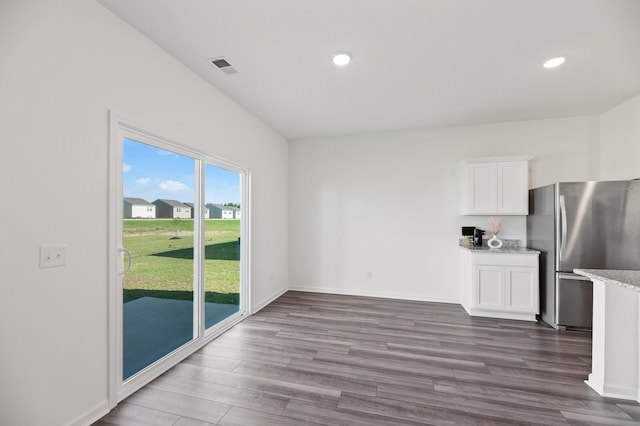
[96, 291, 640, 425]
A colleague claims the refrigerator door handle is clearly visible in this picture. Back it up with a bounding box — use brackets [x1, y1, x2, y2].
[559, 195, 567, 262]
[557, 273, 592, 281]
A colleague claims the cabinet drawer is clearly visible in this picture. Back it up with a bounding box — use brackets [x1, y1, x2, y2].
[472, 253, 537, 267]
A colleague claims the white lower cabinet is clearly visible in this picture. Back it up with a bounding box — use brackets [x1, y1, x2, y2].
[460, 249, 539, 321]
[475, 266, 503, 309]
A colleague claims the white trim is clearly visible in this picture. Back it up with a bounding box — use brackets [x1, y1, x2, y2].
[601, 383, 636, 400]
[586, 378, 640, 401]
[252, 287, 289, 314]
[288, 286, 459, 305]
[65, 399, 110, 426]
[111, 113, 247, 173]
[585, 376, 604, 396]
[107, 111, 251, 409]
[107, 111, 122, 408]
[462, 307, 537, 322]
[240, 171, 251, 314]
[194, 159, 204, 340]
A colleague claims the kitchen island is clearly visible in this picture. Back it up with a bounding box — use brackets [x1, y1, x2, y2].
[574, 268, 640, 402]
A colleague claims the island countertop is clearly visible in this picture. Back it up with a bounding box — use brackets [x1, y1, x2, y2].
[574, 269, 640, 293]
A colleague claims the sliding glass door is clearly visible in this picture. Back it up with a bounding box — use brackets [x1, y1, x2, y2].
[121, 138, 197, 380]
[203, 164, 242, 331]
[109, 114, 249, 403]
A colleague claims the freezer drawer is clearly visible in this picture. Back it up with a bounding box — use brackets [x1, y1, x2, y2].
[556, 273, 593, 328]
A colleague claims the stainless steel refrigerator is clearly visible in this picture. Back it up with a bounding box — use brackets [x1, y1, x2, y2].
[527, 180, 640, 329]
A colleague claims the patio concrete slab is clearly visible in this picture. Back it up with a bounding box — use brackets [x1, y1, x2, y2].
[123, 297, 239, 379]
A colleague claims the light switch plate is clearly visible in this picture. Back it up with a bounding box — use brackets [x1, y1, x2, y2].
[39, 245, 67, 268]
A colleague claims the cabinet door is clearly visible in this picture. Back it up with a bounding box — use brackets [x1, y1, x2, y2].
[497, 161, 528, 214]
[504, 267, 538, 313]
[474, 265, 504, 309]
[468, 163, 497, 214]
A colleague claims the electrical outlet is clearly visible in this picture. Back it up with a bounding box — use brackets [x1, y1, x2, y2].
[39, 245, 67, 268]
[367, 271, 373, 279]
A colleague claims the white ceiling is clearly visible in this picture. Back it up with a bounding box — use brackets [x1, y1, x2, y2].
[99, 0, 640, 140]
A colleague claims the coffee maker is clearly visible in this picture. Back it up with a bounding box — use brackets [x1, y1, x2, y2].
[461, 226, 485, 247]
[474, 228, 485, 246]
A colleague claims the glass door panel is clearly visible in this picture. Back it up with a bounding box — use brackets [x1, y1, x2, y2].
[203, 163, 241, 330]
[122, 137, 196, 380]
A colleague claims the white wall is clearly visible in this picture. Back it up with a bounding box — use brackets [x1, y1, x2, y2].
[0, 1, 288, 425]
[600, 93, 640, 180]
[289, 116, 599, 302]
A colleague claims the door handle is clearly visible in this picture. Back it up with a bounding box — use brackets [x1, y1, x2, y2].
[558, 273, 592, 281]
[559, 195, 567, 262]
[119, 248, 132, 275]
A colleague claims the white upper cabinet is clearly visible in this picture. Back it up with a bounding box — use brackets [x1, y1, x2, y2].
[460, 158, 530, 215]
[468, 162, 498, 213]
[497, 161, 528, 214]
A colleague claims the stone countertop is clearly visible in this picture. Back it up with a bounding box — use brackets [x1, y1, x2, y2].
[574, 269, 640, 293]
[458, 244, 540, 255]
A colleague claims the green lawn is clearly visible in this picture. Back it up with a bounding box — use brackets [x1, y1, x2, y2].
[123, 219, 240, 304]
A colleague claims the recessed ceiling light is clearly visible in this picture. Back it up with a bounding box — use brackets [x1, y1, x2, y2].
[543, 56, 567, 69]
[332, 52, 352, 66]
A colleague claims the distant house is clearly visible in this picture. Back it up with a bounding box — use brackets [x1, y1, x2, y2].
[123, 197, 156, 218]
[184, 203, 209, 219]
[228, 205, 241, 220]
[206, 203, 234, 219]
[152, 199, 191, 219]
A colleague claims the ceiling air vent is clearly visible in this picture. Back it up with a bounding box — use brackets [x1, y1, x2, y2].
[210, 57, 238, 75]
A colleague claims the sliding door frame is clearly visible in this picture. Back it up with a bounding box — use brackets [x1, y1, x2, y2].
[107, 111, 251, 407]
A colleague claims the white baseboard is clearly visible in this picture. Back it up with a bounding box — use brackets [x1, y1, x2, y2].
[464, 307, 537, 322]
[67, 399, 110, 426]
[288, 286, 459, 305]
[602, 383, 640, 401]
[585, 376, 604, 396]
[251, 286, 289, 314]
[586, 377, 640, 402]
